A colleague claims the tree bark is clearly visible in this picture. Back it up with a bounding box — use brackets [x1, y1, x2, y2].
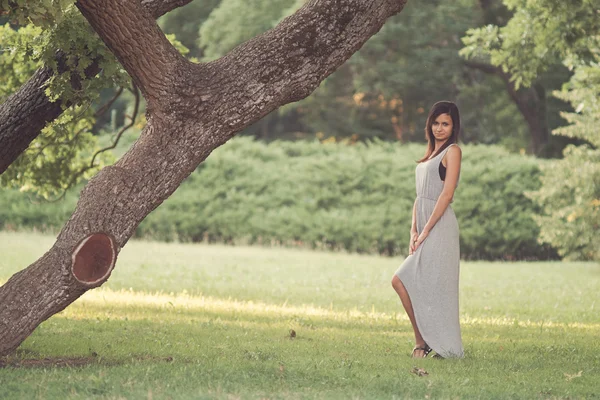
[0, 0, 407, 357]
[0, 66, 66, 174]
[0, 0, 193, 175]
[464, 60, 549, 154]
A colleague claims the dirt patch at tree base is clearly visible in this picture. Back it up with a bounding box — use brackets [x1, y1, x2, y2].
[0, 355, 175, 369]
[0, 357, 97, 369]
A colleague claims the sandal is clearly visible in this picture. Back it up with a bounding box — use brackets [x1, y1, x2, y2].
[411, 344, 432, 358]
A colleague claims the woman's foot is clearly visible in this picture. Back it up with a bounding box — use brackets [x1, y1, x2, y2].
[411, 343, 432, 358]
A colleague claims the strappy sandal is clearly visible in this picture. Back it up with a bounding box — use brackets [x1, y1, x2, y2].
[411, 344, 432, 358]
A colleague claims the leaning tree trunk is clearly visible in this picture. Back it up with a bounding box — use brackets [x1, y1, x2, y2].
[0, 0, 407, 356]
[0, 0, 193, 175]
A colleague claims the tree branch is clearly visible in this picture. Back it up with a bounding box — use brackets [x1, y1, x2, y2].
[142, 0, 194, 18]
[76, 0, 187, 105]
[90, 86, 140, 168]
[0, 0, 192, 175]
[94, 86, 124, 118]
[0, 67, 66, 174]
[173, 0, 408, 135]
[463, 59, 503, 75]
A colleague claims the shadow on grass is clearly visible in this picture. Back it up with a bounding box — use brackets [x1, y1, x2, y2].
[0, 352, 177, 369]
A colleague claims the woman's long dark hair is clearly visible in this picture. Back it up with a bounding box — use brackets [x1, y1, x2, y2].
[417, 101, 461, 163]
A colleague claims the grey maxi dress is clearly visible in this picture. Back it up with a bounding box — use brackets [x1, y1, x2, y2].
[394, 143, 464, 358]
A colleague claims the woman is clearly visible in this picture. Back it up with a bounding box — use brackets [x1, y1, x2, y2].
[391, 101, 464, 359]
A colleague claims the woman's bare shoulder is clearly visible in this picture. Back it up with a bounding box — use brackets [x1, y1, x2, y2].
[447, 144, 462, 157]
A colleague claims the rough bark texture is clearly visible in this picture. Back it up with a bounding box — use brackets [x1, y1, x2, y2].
[0, 0, 192, 175]
[464, 60, 549, 154]
[0, 233, 116, 355]
[0, 66, 65, 174]
[0, 0, 407, 356]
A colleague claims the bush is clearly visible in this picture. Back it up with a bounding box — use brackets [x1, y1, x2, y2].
[454, 145, 556, 260]
[0, 189, 76, 232]
[0, 138, 557, 260]
[137, 138, 556, 259]
[527, 145, 600, 261]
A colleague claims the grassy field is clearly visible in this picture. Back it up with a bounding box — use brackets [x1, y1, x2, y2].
[0, 231, 598, 399]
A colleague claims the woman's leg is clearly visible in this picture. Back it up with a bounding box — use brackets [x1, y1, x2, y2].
[391, 275, 428, 357]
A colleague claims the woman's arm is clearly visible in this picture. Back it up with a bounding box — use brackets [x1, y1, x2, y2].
[414, 145, 462, 249]
[411, 198, 418, 233]
[409, 199, 418, 254]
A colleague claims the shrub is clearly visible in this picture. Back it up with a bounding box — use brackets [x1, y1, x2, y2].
[0, 138, 557, 260]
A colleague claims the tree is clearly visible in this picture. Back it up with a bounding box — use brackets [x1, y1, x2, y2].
[461, 0, 600, 259]
[340, 0, 478, 141]
[0, 0, 407, 357]
[460, 0, 578, 156]
[528, 64, 600, 261]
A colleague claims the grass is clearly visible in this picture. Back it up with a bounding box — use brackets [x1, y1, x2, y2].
[0, 231, 598, 399]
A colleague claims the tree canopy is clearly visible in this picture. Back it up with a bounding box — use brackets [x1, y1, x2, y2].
[462, 0, 599, 260]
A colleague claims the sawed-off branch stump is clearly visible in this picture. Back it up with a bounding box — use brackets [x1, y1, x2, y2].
[0, 234, 116, 356]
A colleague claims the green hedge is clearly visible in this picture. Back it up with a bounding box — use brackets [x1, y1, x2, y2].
[0, 189, 76, 232]
[0, 138, 558, 260]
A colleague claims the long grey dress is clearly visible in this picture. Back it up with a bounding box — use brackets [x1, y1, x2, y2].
[395, 143, 464, 358]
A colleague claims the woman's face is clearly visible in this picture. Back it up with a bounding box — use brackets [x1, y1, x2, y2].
[431, 113, 453, 142]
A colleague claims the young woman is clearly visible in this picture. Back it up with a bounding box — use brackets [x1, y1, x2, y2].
[391, 101, 464, 359]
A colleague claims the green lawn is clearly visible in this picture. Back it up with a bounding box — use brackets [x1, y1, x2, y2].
[0, 231, 598, 399]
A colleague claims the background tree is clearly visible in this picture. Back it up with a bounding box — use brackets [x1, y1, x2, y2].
[529, 64, 600, 261]
[460, 0, 579, 156]
[461, 0, 600, 260]
[0, 0, 408, 357]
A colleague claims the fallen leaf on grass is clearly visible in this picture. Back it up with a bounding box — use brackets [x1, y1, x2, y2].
[564, 371, 583, 381]
[410, 366, 429, 377]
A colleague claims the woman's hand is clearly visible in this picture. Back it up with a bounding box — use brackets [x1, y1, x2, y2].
[413, 229, 429, 251]
[409, 230, 419, 255]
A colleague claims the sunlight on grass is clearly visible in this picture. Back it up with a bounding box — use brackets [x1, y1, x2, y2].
[63, 287, 398, 321]
[55, 287, 600, 333]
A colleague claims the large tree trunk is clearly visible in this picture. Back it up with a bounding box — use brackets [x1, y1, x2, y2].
[0, 0, 193, 175]
[0, 0, 407, 357]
